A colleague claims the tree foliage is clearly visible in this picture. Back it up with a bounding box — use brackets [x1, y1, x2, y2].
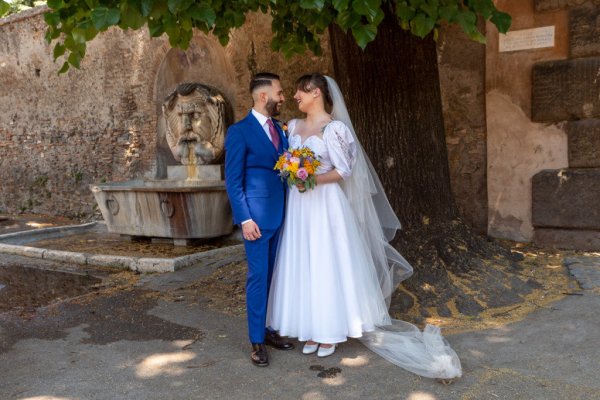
[0, 0, 46, 16]
[0, 0, 511, 73]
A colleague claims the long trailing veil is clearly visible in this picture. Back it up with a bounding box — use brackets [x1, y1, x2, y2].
[325, 76, 462, 379]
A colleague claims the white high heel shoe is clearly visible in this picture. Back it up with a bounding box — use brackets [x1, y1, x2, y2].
[302, 342, 319, 354]
[317, 344, 336, 357]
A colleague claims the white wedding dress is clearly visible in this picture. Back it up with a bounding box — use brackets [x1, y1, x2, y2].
[267, 120, 391, 343]
[266, 76, 462, 380]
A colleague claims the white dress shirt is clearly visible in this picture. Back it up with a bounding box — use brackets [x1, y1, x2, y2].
[251, 108, 276, 142]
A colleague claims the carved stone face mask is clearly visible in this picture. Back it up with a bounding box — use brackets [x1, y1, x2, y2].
[162, 83, 229, 165]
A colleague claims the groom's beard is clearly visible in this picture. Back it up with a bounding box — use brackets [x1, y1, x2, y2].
[266, 98, 282, 117]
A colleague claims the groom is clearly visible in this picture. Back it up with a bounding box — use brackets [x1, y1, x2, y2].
[224, 72, 293, 367]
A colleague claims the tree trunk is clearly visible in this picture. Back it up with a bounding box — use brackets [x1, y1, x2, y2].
[329, 12, 456, 228]
[328, 14, 541, 322]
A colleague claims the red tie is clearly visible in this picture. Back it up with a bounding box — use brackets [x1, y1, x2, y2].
[266, 119, 280, 150]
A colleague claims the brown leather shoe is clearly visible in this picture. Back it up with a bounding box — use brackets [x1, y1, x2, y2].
[265, 331, 295, 350]
[251, 343, 269, 367]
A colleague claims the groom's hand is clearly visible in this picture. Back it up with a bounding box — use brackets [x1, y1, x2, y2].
[242, 220, 262, 241]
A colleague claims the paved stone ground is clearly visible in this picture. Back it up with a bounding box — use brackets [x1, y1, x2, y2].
[1, 252, 600, 400]
[565, 256, 600, 290]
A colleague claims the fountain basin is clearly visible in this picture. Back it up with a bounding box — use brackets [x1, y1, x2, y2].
[90, 179, 233, 239]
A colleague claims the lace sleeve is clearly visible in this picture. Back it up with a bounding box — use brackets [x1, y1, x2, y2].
[324, 121, 357, 179]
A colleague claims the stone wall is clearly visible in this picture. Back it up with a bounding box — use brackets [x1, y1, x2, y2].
[0, 6, 488, 230]
[485, 0, 569, 241]
[531, 1, 600, 250]
[0, 8, 332, 217]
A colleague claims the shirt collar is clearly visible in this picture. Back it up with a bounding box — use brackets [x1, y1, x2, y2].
[251, 108, 271, 127]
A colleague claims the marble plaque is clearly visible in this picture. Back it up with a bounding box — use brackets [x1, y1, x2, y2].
[499, 26, 555, 52]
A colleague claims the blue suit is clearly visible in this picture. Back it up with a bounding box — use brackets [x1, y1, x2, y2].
[224, 111, 288, 344]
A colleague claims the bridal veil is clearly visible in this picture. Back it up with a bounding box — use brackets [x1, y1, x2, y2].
[325, 76, 462, 379]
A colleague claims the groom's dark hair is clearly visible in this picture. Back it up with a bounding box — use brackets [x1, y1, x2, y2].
[250, 72, 280, 94]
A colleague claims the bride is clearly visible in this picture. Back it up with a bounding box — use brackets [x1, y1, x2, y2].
[266, 73, 462, 379]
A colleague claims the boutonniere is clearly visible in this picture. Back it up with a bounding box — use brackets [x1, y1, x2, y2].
[275, 119, 289, 137]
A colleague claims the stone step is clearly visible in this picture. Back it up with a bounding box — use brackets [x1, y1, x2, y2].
[567, 119, 600, 167]
[532, 57, 600, 122]
[535, 228, 600, 251]
[535, 0, 600, 12]
[570, 5, 600, 58]
[532, 168, 600, 229]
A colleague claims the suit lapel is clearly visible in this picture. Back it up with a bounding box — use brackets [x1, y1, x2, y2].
[273, 121, 288, 151]
[245, 112, 280, 157]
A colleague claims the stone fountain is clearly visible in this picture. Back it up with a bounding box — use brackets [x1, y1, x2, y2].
[90, 83, 234, 245]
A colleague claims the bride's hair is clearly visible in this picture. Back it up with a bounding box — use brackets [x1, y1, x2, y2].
[295, 73, 333, 108]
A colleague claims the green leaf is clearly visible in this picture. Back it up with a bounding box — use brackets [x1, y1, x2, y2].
[351, 23, 377, 49]
[76, 20, 98, 40]
[470, 0, 495, 19]
[353, 0, 380, 21]
[491, 10, 511, 34]
[396, 4, 415, 22]
[189, 3, 216, 26]
[53, 43, 66, 59]
[148, 19, 164, 36]
[91, 7, 121, 30]
[438, 4, 458, 22]
[46, 0, 65, 10]
[167, 0, 193, 14]
[44, 11, 61, 27]
[72, 28, 87, 44]
[121, 4, 145, 29]
[336, 9, 360, 31]
[0, 0, 9, 17]
[419, 3, 437, 19]
[68, 51, 82, 69]
[410, 12, 435, 38]
[141, 0, 154, 17]
[467, 29, 486, 43]
[455, 9, 477, 34]
[332, 0, 349, 12]
[58, 61, 70, 74]
[299, 0, 324, 10]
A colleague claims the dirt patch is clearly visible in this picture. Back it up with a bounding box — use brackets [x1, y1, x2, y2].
[0, 287, 203, 353]
[183, 239, 581, 334]
[0, 213, 78, 235]
[174, 261, 248, 316]
[29, 231, 240, 258]
[0, 265, 101, 313]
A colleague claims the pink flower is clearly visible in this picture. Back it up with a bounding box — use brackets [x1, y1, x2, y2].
[290, 157, 300, 164]
[296, 168, 308, 181]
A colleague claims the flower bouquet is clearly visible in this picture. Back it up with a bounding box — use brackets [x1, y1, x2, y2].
[274, 147, 321, 193]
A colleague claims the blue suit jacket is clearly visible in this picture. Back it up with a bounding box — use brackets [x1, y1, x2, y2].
[225, 112, 289, 230]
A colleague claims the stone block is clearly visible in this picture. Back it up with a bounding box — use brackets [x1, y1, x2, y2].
[86, 254, 132, 269]
[567, 119, 600, 167]
[535, 228, 600, 251]
[570, 5, 600, 58]
[535, 0, 600, 12]
[532, 58, 600, 122]
[0, 244, 45, 258]
[133, 258, 175, 273]
[532, 168, 600, 229]
[43, 249, 87, 264]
